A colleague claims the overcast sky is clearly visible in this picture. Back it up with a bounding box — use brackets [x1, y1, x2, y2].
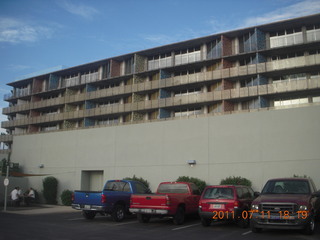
[1, 0, 320, 126]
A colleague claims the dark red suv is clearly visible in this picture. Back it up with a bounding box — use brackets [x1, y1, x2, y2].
[199, 185, 256, 227]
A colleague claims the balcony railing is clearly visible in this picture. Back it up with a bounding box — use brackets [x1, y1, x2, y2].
[0, 134, 13, 142]
[3, 76, 320, 129]
[4, 87, 32, 101]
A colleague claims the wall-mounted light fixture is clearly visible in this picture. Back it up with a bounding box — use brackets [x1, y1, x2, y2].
[187, 160, 196, 167]
[38, 164, 44, 168]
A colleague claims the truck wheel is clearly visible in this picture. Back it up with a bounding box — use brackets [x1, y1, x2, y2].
[112, 204, 126, 222]
[303, 215, 315, 235]
[173, 206, 185, 225]
[82, 211, 96, 220]
[138, 214, 151, 223]
[201, 217, 211, 227]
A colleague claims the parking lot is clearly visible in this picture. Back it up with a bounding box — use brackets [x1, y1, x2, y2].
[0, 205, 319, 240]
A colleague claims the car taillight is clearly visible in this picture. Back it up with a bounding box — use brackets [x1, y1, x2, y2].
[166, 196, 171, 206]
[234, 201, 239, 209]
[101, 194, 107, 203]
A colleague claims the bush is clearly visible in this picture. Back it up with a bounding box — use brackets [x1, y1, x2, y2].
[123, 175, 150, 189]
[33, 189, 40, 203]
[293, 174, 308, 178]
[176, 176, 207, 194]
[42, 176, 58, 204]
[61, 190, 73, 206]
[220, 176, 252, 187]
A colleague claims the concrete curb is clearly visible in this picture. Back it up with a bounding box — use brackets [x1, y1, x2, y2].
[1, 204, 75, 215]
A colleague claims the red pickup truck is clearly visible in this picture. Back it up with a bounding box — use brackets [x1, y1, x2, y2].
[129, 182, 201, 225]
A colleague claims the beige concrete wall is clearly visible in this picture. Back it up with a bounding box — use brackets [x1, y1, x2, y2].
[10, 105, 320, 201]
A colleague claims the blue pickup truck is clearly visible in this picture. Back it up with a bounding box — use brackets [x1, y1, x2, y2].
[72, 180, 150, 222]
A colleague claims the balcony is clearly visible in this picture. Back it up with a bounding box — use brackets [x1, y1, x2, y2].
[0, 149, 12, 154]
[266, 54, 320, 72]
[0, 134, 13, 142]
[4, 87, 32, 101]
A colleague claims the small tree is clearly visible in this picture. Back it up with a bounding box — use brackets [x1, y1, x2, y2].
[61, 190, 73, 206]
[123, 175, 150, 189]
[42, 176, 58, 204]
[176, 176, 207, 193]
[220, 176, 252, 187]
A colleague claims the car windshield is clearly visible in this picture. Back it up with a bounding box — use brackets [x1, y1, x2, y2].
[261, 180, 310, 194]
[157, 184, 189, 194]
[104, 181, 128, 192]
[203, 187, 234, 199]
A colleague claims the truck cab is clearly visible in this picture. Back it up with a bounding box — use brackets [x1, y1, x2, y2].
[250, 178, 320, 235]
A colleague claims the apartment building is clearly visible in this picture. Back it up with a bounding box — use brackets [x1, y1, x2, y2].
[1, 14, 320, 194]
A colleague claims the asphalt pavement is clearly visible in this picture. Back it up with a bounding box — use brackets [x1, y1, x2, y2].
[0, 205, 319, 240]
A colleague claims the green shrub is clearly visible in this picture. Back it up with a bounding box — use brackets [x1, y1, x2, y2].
[42, 176, 58, 204]
[176, 176, 207, 193]
[293, 174, 308, 178]
[60, 189, 73, 206]
[220, 176, 252, 187]
[123, 175, 150, 189]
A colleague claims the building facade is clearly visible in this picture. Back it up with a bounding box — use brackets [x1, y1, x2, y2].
[1, 14, 320, 195]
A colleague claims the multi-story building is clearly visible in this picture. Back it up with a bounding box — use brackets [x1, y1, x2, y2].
[1, 14, 320, 195]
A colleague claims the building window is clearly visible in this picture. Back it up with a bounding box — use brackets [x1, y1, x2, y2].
[207, 39, 221, 59]
[148, 111, 158, 120]
[175, 46, 201, 66]
[272, 73, 307, 83]
[174, 107, 202, 117]
[14, 85, 31, 98]
[239, 32, 255, 53]
[41, 124, 58, 132]
[98, 99, 120, 107]
[274, 97, 309, 107]
[148, 53, 172, 70]
[174, 87, 202, 96]
[310, 72, 320, 79]
[208, 103, 222, 113]
[174, 68, 201, 77]
[239, 56, 255, 66]
[209, 82, 222, 91]
[80, 70, 99, 84]
[241, 99, 258, 110]
[125, 57, 134, 75]
[41, 109, 59, 116]
[240, 77, 256, 87]
[271, 51, 304, 61]
[65, 74, 79, 87]
[308, 49, 320, 55]
[270, 28, 303, 48]
[98, 117, 119, 125]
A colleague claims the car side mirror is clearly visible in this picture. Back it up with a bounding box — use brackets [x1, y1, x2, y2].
[312, 191, 320, 197]
[254, 192, 260, 197]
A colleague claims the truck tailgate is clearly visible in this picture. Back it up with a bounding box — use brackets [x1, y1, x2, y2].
[131, 194, 168, 209]
[73, 191, 102, 206]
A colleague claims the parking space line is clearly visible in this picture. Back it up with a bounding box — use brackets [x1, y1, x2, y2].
[68, 218, 85, 221]
[241, 230, 252, 236]
[172, 223, 200, 231]
[67, 216, 107, 221]
[113, 221, 138, 226]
